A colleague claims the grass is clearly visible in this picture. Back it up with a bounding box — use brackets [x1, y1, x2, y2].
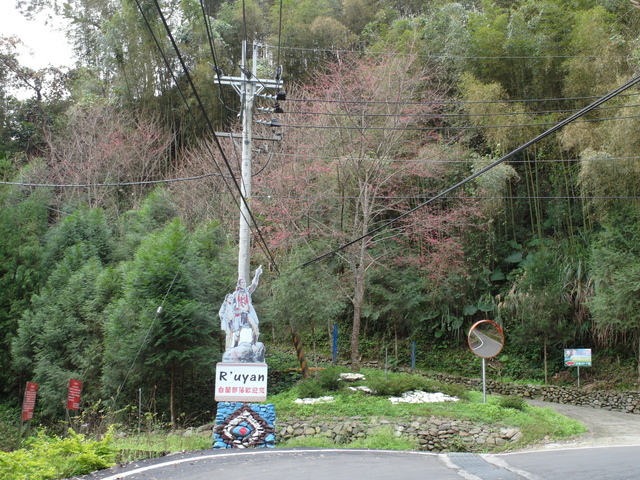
[0, 366, 589, 478]
[269, 368, 586, 452]
[111, 432, 212, 462]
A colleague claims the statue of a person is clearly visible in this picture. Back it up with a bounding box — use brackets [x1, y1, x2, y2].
[219, 293, 238, 351]
[233, 265, 263, 344]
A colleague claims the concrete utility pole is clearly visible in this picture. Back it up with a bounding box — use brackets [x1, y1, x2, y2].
[214, 40, 284, 282]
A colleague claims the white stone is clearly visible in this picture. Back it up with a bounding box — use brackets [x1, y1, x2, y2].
[348, 386, 374, 393]
[294, 396, 335, 404]
[388, 391, 459, 404]
[339, 373, 366, 382]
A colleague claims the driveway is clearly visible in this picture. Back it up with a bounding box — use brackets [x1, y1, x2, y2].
[523, 399, 640, 449]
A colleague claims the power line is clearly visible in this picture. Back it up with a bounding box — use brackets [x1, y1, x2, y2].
[301, 72, 640, 268]
[276, 112, 640, 132]
[287, 91, 640, 106]
[255, 195, 640, 201]
[277, 44, 633, 60]
[291, 102, 640, 119]
[146, 0, 279, 273]
[268, 152, 640, 165]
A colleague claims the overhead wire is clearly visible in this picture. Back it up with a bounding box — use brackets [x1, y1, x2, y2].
[290, 101, 640, 119]
[275, 44, 633, 60]
[275, 112, 640, 132]
[146, 0, 279, 273]
[1, 152, 634, 189]
[198, 0, 236, 114]
[110, 0, 281, 403]
[286, 91, 640, 106]
[301, 72, 640, 268]
[254, 195, 640, 201]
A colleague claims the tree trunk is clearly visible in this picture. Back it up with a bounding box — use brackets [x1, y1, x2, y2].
[170, 367, 175, 430]
[637, 335, 640, 390]
[544, 339, 548, 385]
[351, 264, 366, 371]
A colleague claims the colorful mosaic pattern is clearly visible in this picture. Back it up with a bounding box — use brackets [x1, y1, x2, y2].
[213, 402, 276, 449]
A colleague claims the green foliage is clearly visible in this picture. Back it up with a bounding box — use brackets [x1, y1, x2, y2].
[264, 247, 346, 336]
[0, 403, 20, 452]
[295, 378, 329, 399]
[347, 426, 420, 450]
[366, 372, 431, 397]
[497, 396, 527, 411]
[0, 430, 115, 480]
[0, 186, 49, 394]
[103, 218, 220, 419]
[111, 432, 211, 462]
[588, 214, 640, 345]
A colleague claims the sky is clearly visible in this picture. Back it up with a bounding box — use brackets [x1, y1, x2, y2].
[0, 2, 75, 69]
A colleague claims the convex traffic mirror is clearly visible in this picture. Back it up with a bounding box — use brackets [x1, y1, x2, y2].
[467, 319, 505, 359]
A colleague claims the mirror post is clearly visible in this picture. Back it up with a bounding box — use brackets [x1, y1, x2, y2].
[482, 358, 487, 403]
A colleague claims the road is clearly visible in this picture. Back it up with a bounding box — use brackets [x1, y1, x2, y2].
[74, 401, 640, 480]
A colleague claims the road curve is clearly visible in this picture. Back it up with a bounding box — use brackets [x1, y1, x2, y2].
[73, 400, 640, 480]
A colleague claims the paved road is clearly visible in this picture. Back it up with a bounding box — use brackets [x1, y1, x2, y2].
[523, 399, 640, 449]
[74, 401, 640, 480]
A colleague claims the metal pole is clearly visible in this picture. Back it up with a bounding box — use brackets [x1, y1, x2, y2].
[138, 388, 142, 433]
[332, 325, 338, 364]
[482, 358, 487, 403]
[411, 341, 416, 371]
[237, 40, 254, 283]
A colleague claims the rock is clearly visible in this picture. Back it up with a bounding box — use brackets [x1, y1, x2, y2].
[339, 373, 366, 382]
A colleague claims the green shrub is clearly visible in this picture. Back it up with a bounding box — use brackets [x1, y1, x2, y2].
[317, 367, 348, 391]
[366, 372, 431, 397]
[0, 404, 20, 452]
[295, 378, 327, 398]
[498, 396, 527, 411]
[348, 427, 419, 450]
[436, 382, 471, 401]
[0, 429, 115, 480]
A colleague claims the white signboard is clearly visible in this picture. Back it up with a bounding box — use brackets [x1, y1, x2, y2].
[215, 363, 268, 402]
[564, 348, 592, 367]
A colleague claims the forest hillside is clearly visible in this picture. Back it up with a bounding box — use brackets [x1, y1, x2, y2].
[2, 0, 640, 424]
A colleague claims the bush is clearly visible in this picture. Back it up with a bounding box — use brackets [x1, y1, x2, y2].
[0, 404, 20, 452]
[498, 396, 527, 411]
[316, 367, 348, 391]
[294, 379, 327, 399]
[0, 429, 115, 480]
[366, 372, 431, 397]
[347, 427, 420, 450]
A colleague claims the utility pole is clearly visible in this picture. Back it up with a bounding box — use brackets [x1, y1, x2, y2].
[214, 40, 284, 281]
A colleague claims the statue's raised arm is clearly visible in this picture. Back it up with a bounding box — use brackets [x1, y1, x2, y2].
[248, 265, 263, 294]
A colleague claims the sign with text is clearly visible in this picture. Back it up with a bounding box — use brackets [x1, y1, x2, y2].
[21, 382, 38, 421]
[564, 348, 592, 367]
[215, 363, 268, 402]
[67, 379, 83, 410]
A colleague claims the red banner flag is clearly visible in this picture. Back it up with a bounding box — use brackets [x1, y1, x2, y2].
[67, 379, 82, 410]
[21, 382, 38, 421]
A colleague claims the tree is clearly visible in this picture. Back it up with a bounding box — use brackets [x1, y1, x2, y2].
[11, 207, 115, 417]
[0, 186, 49, 395]
[497, 243, 576, 383]
[35, 101, 174, 212]
[103, 218, 222, 426]
[588, 215, 640, 385]
[264, 246, 347, 361]
[257, 49, 481, 369]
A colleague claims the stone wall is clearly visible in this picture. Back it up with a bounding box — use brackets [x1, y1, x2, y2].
[430, 373, 640, 414]
[276, 416, 522, 453]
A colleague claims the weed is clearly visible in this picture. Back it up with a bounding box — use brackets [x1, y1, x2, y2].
[498, 396, 527, 411]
